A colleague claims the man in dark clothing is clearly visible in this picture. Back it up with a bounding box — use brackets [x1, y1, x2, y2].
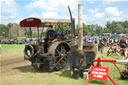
[119, 37, 128, 58]
[119, 37, 127, 48]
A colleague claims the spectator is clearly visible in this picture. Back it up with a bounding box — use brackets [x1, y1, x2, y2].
[84, 36, 88, 43]
[103, 37, 107, 46]
[99, 38, 105, 54]
[98, 37, 102, 51]
[119, 37, 127, 48]
[91, 36, 94, 43]
[107, 39, 119, 56]
[87, 38, 93, 44]
[95, 37, 98, 44]
[109, 38, 113, 46]
[107, 37, 110, 47]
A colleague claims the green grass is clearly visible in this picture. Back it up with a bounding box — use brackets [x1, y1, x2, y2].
[1, 44, 24, 57]
[0, 44, 128, 85]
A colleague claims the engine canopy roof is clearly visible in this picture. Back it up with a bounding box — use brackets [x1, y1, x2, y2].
[20, 18, 72, 27]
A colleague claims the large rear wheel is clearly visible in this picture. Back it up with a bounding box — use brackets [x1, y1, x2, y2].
[48, 42, 70, 71]
[54, 44, 68, 70]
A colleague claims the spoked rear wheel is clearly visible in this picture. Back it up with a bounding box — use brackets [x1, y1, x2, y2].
[48, 41, 71, 71]
[54, 44, 68, 70]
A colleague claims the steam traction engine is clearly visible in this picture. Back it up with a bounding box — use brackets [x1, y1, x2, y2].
[20, 18, 74, 71]
[20, 18, 96, 72]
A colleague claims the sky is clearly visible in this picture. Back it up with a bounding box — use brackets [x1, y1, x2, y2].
[0, 0, 128, 27]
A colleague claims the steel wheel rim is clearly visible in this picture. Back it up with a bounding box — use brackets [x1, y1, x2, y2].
[54, 44, 68, 70]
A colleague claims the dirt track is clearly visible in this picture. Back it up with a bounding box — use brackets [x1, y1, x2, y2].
[0, 55, 33, 85]
[0, 55, 31, 74]
[0, 57, 24, 67]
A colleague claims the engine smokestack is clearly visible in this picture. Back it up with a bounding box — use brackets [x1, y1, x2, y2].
[78, 4, 83, 50]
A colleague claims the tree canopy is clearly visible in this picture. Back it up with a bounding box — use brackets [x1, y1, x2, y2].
[0, 21, 128, 38]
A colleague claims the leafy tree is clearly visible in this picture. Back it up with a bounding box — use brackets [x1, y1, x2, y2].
[103, 28, 111, 33]
[106, 21, 111, 30]
[105, 21, 128, 34]
[7, 23, 13, 28]
[123, 21, 128, 28]
[83, 24, 90, 36]
[95, 25, 103, 35]
[115, 24, 123, 34]
[75, 24, 90, 36]
[0, 24, 9, 37]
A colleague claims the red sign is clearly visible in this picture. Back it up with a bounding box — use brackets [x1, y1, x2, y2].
[88, 66, 109, 85]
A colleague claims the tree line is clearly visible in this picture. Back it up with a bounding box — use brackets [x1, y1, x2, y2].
[0, 21, 128, 38]
[75, 21, 128, 36]
[0, 23, 14, 37]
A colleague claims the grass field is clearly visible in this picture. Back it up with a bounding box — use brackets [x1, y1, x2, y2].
[1, 44, 24, 56]
[0, 44, 128, 85]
